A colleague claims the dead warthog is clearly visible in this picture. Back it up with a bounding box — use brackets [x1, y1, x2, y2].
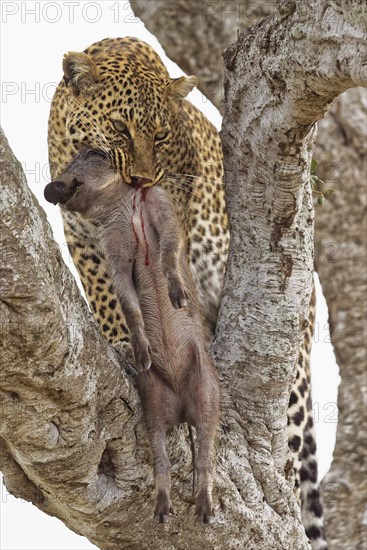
[45, 150, 220, 523]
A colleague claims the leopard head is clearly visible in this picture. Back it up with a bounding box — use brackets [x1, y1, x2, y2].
[62, 47, 197, 187]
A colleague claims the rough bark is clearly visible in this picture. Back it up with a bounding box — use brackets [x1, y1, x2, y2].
[1, 2, 366, 550]
[314, 87, 367, 550]
[132, 2, 367, 549]
[216, 0, 366, 537]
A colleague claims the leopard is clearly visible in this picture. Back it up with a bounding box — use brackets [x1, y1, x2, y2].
[47, 36, 327, 548]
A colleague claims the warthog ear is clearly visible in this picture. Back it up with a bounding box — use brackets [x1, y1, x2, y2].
[167, 76, 198, 100]
[62, 51, 100, 98]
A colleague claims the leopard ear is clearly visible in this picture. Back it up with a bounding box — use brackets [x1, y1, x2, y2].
[62, 51, 100, 98]
[167, 76, 198, 100]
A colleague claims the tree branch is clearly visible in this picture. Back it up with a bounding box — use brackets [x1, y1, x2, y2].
[213, 0, 366, 540]
[314, 87, 367, 549]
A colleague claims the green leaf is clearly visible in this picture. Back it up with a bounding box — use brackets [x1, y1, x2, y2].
[310, 158, 334, 206]
[311, 158, 318, 174]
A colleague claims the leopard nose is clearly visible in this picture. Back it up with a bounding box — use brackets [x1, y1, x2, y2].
[131, 176, 153, 187]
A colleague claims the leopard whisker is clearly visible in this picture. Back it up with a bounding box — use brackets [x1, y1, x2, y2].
[163, 179, 202, 200]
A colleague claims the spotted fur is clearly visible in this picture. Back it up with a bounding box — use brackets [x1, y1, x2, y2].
[288, 289, 328, 549]
[48, 36, 326, 547]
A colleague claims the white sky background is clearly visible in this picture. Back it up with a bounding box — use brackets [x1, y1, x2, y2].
[0, 2, 340, 549]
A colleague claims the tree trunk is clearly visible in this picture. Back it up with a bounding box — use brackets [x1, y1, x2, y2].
[313, 87, 367, 550]
[1, 1, 366, 549]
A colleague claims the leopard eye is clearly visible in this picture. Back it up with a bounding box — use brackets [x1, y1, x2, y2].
[155, 129, 170, 143]
[112, 120, 131, 139]
[86, 149, 107, 159]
